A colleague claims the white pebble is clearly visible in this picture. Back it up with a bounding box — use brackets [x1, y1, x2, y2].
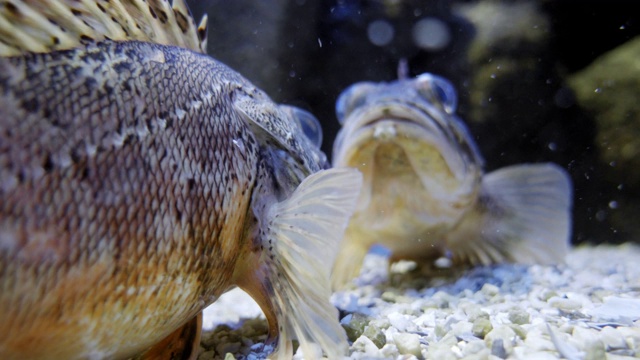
[352, 335, 381, 357]
[481, 283, 500, 297]
[485, 325, 516, 355]
[548, 296, 582, 311]
[393, 332, 422, 357]
[599, 326, 627, 350]
[387, 312, 413, 332]
[461, 339, 488, 356]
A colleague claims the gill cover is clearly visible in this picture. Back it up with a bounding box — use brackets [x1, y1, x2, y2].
[233, 87, 327, 173]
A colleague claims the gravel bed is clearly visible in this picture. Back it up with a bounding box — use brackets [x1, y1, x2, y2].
[198, 244, 640, 359]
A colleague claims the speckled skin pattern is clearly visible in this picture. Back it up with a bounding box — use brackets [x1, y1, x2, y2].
[0, 40, 322, 359]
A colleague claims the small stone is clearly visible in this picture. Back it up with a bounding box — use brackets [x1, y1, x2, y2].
[584, 340, 606, 360]
[481, 283, 500, 297]
[435, 323, 448, 339]
[216, 342, 241, 356]
[461, 339, 488, 357]
[352, 335, 381, 356]
[381, 291, 399, 303]
[197, 350, 216, 360]
[341, 312, 371, 342]
[548, 296, 582, 311]
[472, 318, 493, 338]
[223, 353, 236, 360]
[466, 307, 490, 322]
[451, 320, 473, 338]
[380, 343, 400, 358]
[600, 326, 627, 350]
[387, 312, 413, 332]
[491, 338, 507, 359]
[508, 307, 530, 325]
[524, 328, 554, 352]
[393, 332, 422, 357]
[587, 297, 640, 322]
[484, 325, 516, 355]
[539, 289, 558, 301]
[428, 334, 459, 360]
[508, 324, 527, 340]
[363, 325, 387, 348]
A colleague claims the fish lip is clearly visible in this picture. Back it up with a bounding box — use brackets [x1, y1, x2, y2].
[333, 100, 484, 173]
[335, 98, 483, 161]
[344, 102, 438, 130]
[335, 101, 447, 149]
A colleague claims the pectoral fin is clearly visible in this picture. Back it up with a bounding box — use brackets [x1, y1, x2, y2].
[136, 312, 202, 360]
[445, 163, 572, 265]
[238, 168, 362, 359]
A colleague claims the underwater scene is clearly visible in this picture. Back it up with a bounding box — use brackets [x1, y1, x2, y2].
[0, 0, 638, 359]
[189, 0, 640, 359]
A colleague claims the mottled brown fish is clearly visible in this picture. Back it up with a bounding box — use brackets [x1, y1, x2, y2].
[331, 73, 572, 288]
[0, 1, 361, 359]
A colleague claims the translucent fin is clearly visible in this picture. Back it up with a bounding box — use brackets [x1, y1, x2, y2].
[446, 163, 572, 265]
[238, 168, 362, 360]
[0, 0, 207, 56]
[135, 312, 202, 360]
[331, 230, 369, 290]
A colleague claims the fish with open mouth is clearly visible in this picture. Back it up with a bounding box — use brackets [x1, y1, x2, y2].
[0, 1, 361, 359]
[331, 72, 572, 288]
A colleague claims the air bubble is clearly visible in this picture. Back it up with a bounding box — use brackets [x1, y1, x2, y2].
[367, 20, 394, 46]
[412, 17, 451, 51]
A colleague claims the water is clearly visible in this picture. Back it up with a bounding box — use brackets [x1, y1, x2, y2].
[188, 0, 640, 245]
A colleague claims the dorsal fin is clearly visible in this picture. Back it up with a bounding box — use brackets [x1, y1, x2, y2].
[0, 0, 208, 56]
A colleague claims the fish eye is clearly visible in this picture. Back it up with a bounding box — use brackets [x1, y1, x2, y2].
[335, 82, 376, 124]
[416, 73, 458, 114]
[286, 106, 323, 147]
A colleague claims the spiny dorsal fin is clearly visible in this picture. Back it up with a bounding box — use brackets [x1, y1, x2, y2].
[0, 0, 208, 57]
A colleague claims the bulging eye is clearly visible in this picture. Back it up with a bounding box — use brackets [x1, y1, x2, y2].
[283, 106, 323, 147]
[416, 73, 458, 114]
[335, 82, 377, 124]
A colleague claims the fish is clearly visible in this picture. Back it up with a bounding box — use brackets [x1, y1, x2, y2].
[331, 72, 572, 288]
[0, 1, 362, 359]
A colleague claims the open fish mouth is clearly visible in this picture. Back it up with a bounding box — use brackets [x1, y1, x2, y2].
[334, 100, 484, 170]
[333, 102, 456, 162]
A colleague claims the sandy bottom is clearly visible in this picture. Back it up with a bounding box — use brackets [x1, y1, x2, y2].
[198, 244, 640, 359]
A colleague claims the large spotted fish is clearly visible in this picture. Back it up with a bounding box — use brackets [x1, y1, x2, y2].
[0, 1, 361, 359]
[331, 73, 572, 288]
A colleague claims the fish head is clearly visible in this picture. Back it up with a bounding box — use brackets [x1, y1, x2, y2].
[233, 84, 327, 197]
[333, 73, 484, 215]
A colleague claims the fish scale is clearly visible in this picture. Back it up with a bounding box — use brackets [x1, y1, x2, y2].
[0, 1, 362, 359]
[1, 42, 247, 355]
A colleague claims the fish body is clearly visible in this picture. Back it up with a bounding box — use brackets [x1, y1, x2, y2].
[0, 1, 361, 359]
[331, 73, 572, 288]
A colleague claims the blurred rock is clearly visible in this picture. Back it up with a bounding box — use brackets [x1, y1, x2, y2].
[340, 312, 372, 342]
[568, 36, 640, 241]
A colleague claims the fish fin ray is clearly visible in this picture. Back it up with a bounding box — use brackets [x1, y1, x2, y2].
[264, 168, 361, 359]
[0, 0, 207, 56]
[446, 163, 572, 265]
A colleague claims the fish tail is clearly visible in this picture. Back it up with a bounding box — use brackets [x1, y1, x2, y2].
[238, 168, 362, 359]
[446, 163, 572, 265]
[0, 0, 207, 56]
